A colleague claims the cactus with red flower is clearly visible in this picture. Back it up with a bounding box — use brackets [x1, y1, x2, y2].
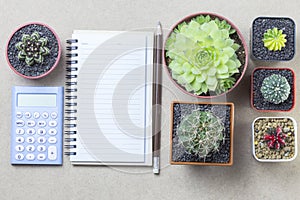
[264, 126, 286, 149]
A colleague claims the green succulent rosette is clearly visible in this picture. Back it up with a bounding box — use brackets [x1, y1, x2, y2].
[16, 31, 50, 66]
[166, 15, 242, 95]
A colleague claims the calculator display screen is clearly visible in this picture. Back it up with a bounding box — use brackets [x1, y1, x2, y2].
[17, 94, 57, 107]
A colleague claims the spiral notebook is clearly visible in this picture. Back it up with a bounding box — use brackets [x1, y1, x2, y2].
[65, 30, 153, 166]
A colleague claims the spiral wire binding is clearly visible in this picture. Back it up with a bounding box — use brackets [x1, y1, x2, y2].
[65, 39, 78, 156]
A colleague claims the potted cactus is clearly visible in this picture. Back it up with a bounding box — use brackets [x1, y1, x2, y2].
[252, 117, 297, 162]
[251, 67, 295, 112]
[251, 17, 295, 61]
[170, 102, 234, 166]
[6, 22, 61, 79]
[164, 13, 248, 98]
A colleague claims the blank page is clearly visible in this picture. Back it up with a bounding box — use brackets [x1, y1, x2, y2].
[68, 30, 153, 165]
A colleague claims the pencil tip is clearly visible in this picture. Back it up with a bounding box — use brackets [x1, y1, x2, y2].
[156, 21, 162, 34]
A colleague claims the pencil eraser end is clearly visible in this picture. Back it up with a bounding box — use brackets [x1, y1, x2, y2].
[153, 168, 159, 174]
[153, 157, 160, 174]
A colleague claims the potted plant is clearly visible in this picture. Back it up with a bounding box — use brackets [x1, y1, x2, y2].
[252, 117, 297, 162]
[164, 13, 248, 98]
[170, 101, 234, 166]
[251, 67, 295, 112]
[251, 17, 295, 61]
[6, 22, 61, 79]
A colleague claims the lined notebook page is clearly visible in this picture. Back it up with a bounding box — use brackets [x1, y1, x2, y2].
[69, 30, 153, 165]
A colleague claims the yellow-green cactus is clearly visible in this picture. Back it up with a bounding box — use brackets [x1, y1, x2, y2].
[262, 28, 287, 51]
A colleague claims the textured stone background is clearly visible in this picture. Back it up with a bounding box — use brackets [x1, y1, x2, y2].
[1, 0, 300, 200]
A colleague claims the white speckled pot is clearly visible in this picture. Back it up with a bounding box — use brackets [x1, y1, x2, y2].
[252, 116, 297, 162]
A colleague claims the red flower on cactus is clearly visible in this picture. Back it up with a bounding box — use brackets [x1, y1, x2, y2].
[264, 126, 286, 149]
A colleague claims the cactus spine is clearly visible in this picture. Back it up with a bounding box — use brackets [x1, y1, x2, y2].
[178, 110, 224, 158]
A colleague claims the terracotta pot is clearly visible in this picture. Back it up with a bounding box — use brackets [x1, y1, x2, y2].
[170, 101, 234, 166]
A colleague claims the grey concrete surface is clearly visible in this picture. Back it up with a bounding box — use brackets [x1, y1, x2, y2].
[0, 0, 299, 199]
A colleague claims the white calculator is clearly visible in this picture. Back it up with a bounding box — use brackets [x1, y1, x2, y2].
[11, 86, 63, 165]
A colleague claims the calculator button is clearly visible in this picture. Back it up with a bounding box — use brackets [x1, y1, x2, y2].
[26, 128, 36, 135]
[15, 145, 25, 152]
[48, 128, 57, 136]
[27, 120, 36, 127]
[26, 145, 35, 152]
[37, 154, 46, 161]
[26, 136, 35, 144]
[33, 112, 40, 119]
[16, 136, 25, 143]
[16, 128, 25, 135]
[16, 120, 25, 127]
[48, 137, 57, 144]
[38, 137, 46, 144]
[49, 121, 57, 127]
[42, 112, 49, 119]
[26, 154, 35, 160]
[38, 121, 47, 127]
[15, 153, 24, 160]
[16, 112, 23, 118]
[24, 112, 31, 119]
[48, 146, 57, 160]
[37, 128, 46, 135]
[37, 145, 46, 152]
[51, 112, 58, 119]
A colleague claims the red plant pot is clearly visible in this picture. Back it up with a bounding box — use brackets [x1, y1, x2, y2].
[6, 22, 61, 79]
[251, 67, 295, 112]
[163, 12, 248, 98]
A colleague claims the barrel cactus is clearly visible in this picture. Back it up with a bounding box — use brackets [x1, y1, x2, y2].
[177, 110, 225, 158]
[260, 74, 290, 104]
[165, 15, 241, 95]
[262, 27, 287, 51]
